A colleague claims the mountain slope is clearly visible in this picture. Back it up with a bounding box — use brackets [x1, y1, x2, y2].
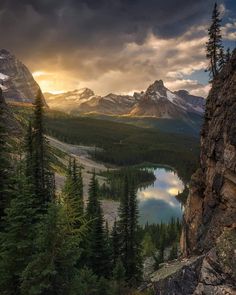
[0, 49, 46, 104]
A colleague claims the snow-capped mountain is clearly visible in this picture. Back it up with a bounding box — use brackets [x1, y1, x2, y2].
[45, 89, 140, 115]
[130, 80, 205, 118]
[0, 49, 46, 104]
[45, 80, 205, 119]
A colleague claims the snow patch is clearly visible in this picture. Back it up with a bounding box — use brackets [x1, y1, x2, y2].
[166, 91, 176, 103]
[0, 72, 9, 80]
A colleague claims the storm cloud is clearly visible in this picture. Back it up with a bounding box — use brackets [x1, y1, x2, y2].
[0, 0, 235, 95]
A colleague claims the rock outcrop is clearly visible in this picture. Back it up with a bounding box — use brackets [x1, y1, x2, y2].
[151, 50, 236, 294]
[183, 49, 236, 255]
[0, 49, 46, 105]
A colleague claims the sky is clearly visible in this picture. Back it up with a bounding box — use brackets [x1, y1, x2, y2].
[0, 0, 236, 97]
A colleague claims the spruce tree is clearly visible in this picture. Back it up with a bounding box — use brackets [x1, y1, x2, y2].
[0, 169, 36, 294]
[32, 90, 55, 206]
[218, 47, 226, 71]
[0, 88, 11, 227]
[117, 177, 142, 284]
[117, 176, 130, 273]
[111, 219, 120, 268]
[72, 158, 84, 215]
[86, 172, 111, 277]
[21, 201, 87, 295]
[24, 121, 33, 180]
[127, 185, 142, 283]
[62, 158, 84, 228]
[206, 2, 223, 79]
[226, 48, 231, 63]
[112, 258, 126, 295]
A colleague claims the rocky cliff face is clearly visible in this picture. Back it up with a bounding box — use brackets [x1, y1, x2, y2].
[0, 49, 46, 104]
[183, 50, 236, 255]
[150, 50, 236, 294]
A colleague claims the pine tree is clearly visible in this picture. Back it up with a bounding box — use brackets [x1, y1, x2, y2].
[206, 2, 223, 79]
[0, 88, 11, 227]
[0, 169, 36, 294]
[32, 90, 55, 206]
[86, 172, 111, 277]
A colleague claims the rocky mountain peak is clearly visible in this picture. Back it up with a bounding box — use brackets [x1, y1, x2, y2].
[146, 80, 167, 96]
[0, 49, 11, 57]
[0, 49, 46, 105]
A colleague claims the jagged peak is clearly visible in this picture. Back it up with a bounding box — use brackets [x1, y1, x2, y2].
[0, 49, 11, 55]
[146, 80, 167, 96]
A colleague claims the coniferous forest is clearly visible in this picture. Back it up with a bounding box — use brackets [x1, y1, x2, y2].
[0, 90, 159, 294]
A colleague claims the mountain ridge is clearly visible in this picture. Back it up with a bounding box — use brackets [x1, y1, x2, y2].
[45, 80, 205, 120]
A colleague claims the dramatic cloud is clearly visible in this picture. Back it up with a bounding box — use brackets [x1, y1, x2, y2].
[0, 0, 235, 96]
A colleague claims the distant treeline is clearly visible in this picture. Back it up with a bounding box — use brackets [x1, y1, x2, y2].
[98, 167, 156, 200]
[43, 110, 199, 183]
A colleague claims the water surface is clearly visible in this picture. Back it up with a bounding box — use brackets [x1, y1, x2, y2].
[137, 167, 184, 225]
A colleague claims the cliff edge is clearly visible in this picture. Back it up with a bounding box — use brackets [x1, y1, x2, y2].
[151, 50, 236, 295]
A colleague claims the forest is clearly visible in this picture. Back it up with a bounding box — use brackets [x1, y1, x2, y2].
[0, 91, 181, 295]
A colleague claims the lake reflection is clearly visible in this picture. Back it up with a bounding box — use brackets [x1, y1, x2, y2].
[137, 167, 184, 225]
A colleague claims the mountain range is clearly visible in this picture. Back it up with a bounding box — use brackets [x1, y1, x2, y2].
[0, 48, 205, 123]
[45, 80, 205, 119]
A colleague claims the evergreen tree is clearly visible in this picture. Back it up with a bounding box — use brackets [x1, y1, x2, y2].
[0, 169, 36, 294]
[62, 158, 85, 229]
[112, 259, 126, 295]
[206, 2, 223, 79]
[117, 176, 130, 273]
[226, 47, 231, 63]
[111, 219, 120, 268]
[168, 242, 178, 261]
[71, 267, 98, 295]
[127, 185, 142, 283]
[0, 88, 11, 226]
[117, 178, 142, 284]
[86, 172, 111, 277]
[32, 90, 55, 206]
[21, 201, 87, 295]
[218, 47, 226, 71]
[72, 158, 84, 215]
[24, 121, 33, 180]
